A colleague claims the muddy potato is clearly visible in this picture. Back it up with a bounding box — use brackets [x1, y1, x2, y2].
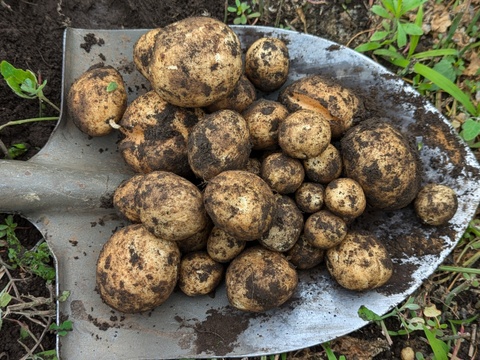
[204, 170, 276, 241]
[324, 178, 366, 221]
[118, 90, 200, 176]
[245, 37, 290, 92]
[242, 99, 289, 150]
[187, 110, 251, 180]
[96, 224, 180, 313]
[286, 234, 325, 270]
[294, 182, 325, 213]
[278, 110, 331, 159]
[259, 194, 304, 252]
[176, 218, 213, 254]
[326, 230, 393, 291]
[341, 118, 422, 210]
[206, 75, 256, 113]
[278, 74, 361, 138]
[113, 174, 144, 223]
[133, 28, 162, 79]
[303, 144, 343, 184]
[178, 251, 224, 296]
[226, 246, 298, 312]
[304, 210, 347, 249]
[261, 152, 305, 194]
[244, 157, 262, 176]
[207, 226, 246, 263]
[414, 183, 458, 226]
[135, 171, 208, 241]
[149, 17, 243, 107]
[68, 65, 127, 137]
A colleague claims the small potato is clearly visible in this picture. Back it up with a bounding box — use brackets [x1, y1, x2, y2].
[324, 178, 366, 221]
[259, 194, 304, 252]
[96, 224, 180, 313]
[176, 219, 213, 254]
[187, 110, 251, 180]
[133, 28, 162, 79]
[68, 65, 127, 137]
[178, 251, 224, 296]
[303, 144, 343, 184]
[245, 37, 290, 92]
[204, 170, 276, 241]
[206, 75, 256, 113]
[226, 246, 298, 312]
[113, 174, 144, 223]
[414, 183, 458, 226]
[278, 110, 331, 159]
[286, 234, 325, 270]
[207, 226, 246, 263]
[244, 157, 262, 176]
[326, 230, 393, 291]
[304, 210, 347, 249]
[135, 171, 208, 241]
[261, 152, 305, 194]
[294, 182, 325, 213]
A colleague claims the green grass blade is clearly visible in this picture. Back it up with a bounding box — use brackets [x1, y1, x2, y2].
[412, 49, 458, 59]
[423, 326, 449, 360]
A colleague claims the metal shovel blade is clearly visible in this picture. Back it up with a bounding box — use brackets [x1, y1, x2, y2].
[1, 27, 479, 359]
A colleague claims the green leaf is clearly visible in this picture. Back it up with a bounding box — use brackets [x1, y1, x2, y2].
[461, 119, 480, 141]
[0, 291, 12, 307]
[106, 81, 118, 92]
[396, 22, 407, 48]
[432, 58, 457, 83]
[401, 0, 427, 14]
[0, 61, 39, 99]
[412, 49, 458, 59]
[374, 48, 405, 59]
[423, 326, 449, 360]
[401, 22, 424, 36]
[227, 6, 237, 12]
[371, 4, 392, 19]
[370, 31, 390, 41]
[355, 41, 382, 52]
[379, 0, 396, 15]
[358, 305, 384, 321]
[247, 12, 261, 19]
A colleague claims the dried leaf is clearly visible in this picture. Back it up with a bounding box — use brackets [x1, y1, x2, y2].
[464, 51, 480, 76]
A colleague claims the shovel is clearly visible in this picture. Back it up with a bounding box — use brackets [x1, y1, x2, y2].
[1, 27, 479, 359]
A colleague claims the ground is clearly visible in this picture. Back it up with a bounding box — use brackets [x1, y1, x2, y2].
[0, 0, 478, 359]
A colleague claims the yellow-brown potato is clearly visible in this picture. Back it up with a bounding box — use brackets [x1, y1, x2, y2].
[113, 174, 144, 223]
[324, 178, 366, 221]
[261, 152, 305, 194]
[303, 143, 343, 184]
[414, 183, 458, 226]
[304, 210, 347, 249]
[68, 65, 127, 137]
[244, 157, 262, 176]
[294, 182, 325, 213]
[176, 218, 213, 254]
[286, 234, 325, 270]
[178, 251, 224, 296]
[133, 28, 162, 79]
[96, 224, 180, 313]
[207, 226, 246, 263]
[326, 230, 393, 291]
[206, 75, 257, 113]
[226, 246, 298, 312]
[149, 17, 243, 107]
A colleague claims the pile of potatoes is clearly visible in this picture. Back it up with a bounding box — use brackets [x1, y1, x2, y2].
[67, 17, 459, 314]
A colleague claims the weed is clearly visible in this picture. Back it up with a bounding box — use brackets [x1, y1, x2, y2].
[227, 0, 261, 25]
[49, 319, 73, 336]
[7, 142, 29, 159]
[321, 341, 347, 360]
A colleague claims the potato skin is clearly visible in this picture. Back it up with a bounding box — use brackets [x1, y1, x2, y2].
[414, 183, 458, 225]
[113, 174, 144, 223]
[68, 65, 127, 137]
[324, 178, 366, 221]
[294, 182, 325, 213]
[304, 210, 347, 249]
[206, 75, 256, 113]
[287, 234, 325, 270]
[207, 226, 246, 263]
[226, 246, 298, 312]
[96, 224, 180, 313]
[261, 152, 305, 194]
[178, 251, 224, 296]
[303, 143, 343, 184]
[133, 28, 162, 79]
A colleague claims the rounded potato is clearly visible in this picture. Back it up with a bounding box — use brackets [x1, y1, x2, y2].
[286, 234, 325, 270]
[304, 210, 347, 249]
[226, 246, 298, 312]
[294, 182, 325, 213]
[207, 226, 246, 263]
[206, 75, 256, 113]
[176, 218, 213, 254]
[149, 17, 243, 107]
[324, 178, 366, 221]
[178, 251, 224, 296]
[133, 28, 162, 79]
[261, 152, 305, 194]
[113, 174, 144, 223]
[96, 224, 180, 313]
[326, 230, 393, 291]
[303, 143, 343, 184]
[414, 183, 458, 226]
[68, 65, 127, 137]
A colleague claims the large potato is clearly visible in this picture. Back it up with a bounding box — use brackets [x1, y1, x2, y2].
[96, 224, 180, 313]
[149, 17, 243, 107]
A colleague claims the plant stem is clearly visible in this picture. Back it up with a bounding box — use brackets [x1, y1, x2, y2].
[0, 116, 58, 132]
[438, 265, 480, 275]
[38, 94, 60, 112]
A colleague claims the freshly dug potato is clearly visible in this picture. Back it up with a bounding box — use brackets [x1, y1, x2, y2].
[304, 210, 347, 249]
[326, 230, 393, 291]
[261, 152, 305, 194]
[135, 171, 208, 241]
[178, 251, 224, 296]
[176, 218, 213, 254]
[133, 28, 162, 79]
[324, 178, 367, 221]
[96, 224, 180, 313]
[226, 246, 298, 312]
[204, 170, 276, 241]
[294, 182, 325, 213]
[206, 75, 256, 113]
[303, 143, 343, 184]
[207, 226, 246, 263]
[68, 65, 127, 137]
[278, 110, 331, 159]
[113, 174, 144, 223]
[341, 118, 422, 210]
[118, 90, 200, 176]
[244, 157, 262, 176]
[278, 74, 361, 138]
[149, 17, 243, 107]
[414, 183, 458, 226]
[242, 99, 289, 150]
[245, 37, 290, 92]
[187, 110, 251, 180]
[286, 234, 325, 270]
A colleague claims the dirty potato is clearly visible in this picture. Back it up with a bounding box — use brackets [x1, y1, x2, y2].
[414, 183, 458, 226]
[113, 174, 144, 223]
[176, 218, 213, 254]
[207, 226, 246, 263]
[304, 210, 347, 249]
[303, 143, 343, 184]
[133, 28, 162, 79]
[206, 75, 257, 113]
[178, 251, 224, 296]
[294, 182, 325, 213]
[324, 178, 367, 222]
[286, 234, 325, 270]
[261, 152, 305, 194]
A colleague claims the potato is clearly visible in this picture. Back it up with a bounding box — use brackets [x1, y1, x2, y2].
[207, 226, 246, 263]
[242, 99, 289, 150]
[118, 90, 200, 176]
[226, 246, 298, 312]
[133, 28, 162, 79]
[149, 17, 243, 107]
[259, 194, 304, 252]
[260, 152, 305, 194]
[112, 174, 144, 223]
[414, 183, 458, 226]
[96, 224, 180, 313]
[278, 110, 331, 159]
[135, 171, 208, 241]
[324, 178, 366, 221]
[68, 65, 127, 137]
[178, 251, 224, 296]
[303, 143, 343, 184]
[176, 218, 213, 254]
[206, 75, 256, 113]
[341, 118, 422, 210]
[326, 230, 393, 291]
[286, 234, 324, 270]
[294, 182, 325, 213]
[245, 37, 290, 92]
[278, 74, 361, 138]
[304, 210, 347, 249]
[244, 157, 262, 176]
[187, 110, 251, 180]
[204, 170, 276, 241]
